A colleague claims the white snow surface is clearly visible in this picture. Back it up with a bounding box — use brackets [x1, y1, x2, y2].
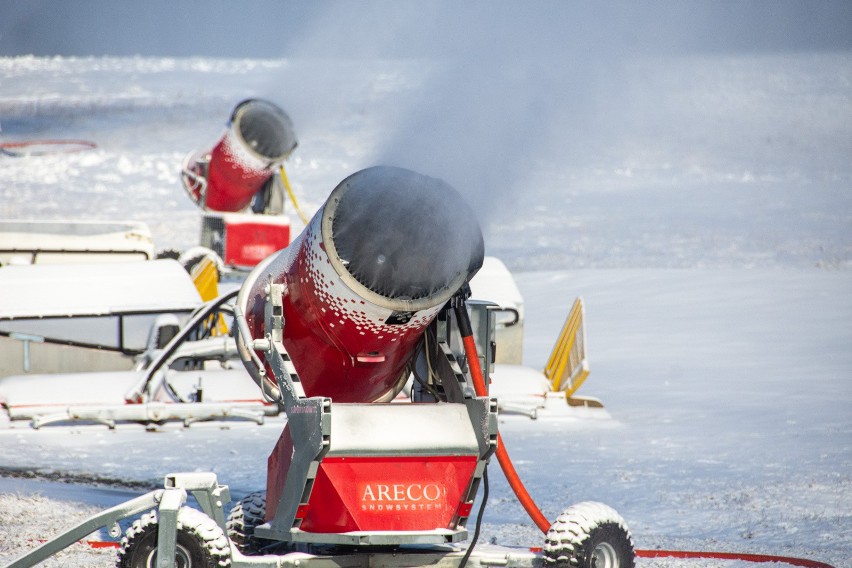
[0, 53, 850, 568]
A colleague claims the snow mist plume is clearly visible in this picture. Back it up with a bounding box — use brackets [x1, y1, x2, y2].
[262, 1, 852, 238]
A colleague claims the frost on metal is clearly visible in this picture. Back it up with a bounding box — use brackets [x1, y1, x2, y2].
[542, 501, 635, 568]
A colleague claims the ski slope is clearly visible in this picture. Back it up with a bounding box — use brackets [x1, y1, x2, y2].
[1, 37, 850, 568]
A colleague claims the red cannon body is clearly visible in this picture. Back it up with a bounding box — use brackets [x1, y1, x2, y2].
[181, 99, 297, 268]
[239, 165, 484, 403]
[182, 98, 297, 213]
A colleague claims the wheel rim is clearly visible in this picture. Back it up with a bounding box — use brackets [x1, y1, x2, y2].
[147, 544, 192, 568]
[590, 541, 619, 568]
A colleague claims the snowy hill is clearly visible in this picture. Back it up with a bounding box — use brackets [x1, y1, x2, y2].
[0, 7, 850, 565]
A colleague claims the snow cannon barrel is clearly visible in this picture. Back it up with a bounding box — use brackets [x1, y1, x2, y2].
[183, 98, 297, 212]
[238, 166, 484, 403]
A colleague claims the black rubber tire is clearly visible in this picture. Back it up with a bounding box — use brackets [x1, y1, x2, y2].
[156, 248, 182, 260]
[543, 501, 635, 568]
[116, 507, 231, 568]
[226, 490, 270, 555]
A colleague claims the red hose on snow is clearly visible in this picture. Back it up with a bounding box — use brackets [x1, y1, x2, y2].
[0, 139, 96, 157]
[636, 549, 836, 568]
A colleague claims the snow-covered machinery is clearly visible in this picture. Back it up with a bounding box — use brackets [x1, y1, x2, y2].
[232, 165, 492, 545]
[0, 219, 154, 267]
[224, 166, 636, 565]
[181, 98, 299, 269]
[5, 167, 635, 568]
[0, 259, 202, 377]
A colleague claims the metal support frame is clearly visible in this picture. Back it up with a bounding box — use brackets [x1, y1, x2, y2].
[235, 283, 499, 547]
[4, 492, 167, 568]
[27, 401, 273, 429]
[6, 290, 280, 429]
[3, 469, 543, 568]
[165, 472, 231, 532]
[7, 332, 44, 373]
[3, 472, 233, 568]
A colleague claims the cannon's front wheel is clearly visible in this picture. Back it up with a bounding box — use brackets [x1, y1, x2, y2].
[116, 507, 231, 568]
[543, 501, 635, 568]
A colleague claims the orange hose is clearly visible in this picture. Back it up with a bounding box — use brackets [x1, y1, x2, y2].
[461, 334, 551, 534]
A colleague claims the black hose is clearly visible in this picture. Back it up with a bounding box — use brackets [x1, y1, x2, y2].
[459, 467, 489, 568]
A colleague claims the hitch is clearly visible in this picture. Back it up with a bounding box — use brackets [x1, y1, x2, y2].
[4, 473, 231, 568]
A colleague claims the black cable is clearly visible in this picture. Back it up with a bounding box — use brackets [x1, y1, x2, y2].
[145, 289, 239, 402]
[408, 326, 444, 401]
[459, 466, 489, 568]
[453, 300, 473, 338]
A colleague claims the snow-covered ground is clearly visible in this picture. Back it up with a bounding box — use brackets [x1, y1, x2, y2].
[0, 47, 850, 568]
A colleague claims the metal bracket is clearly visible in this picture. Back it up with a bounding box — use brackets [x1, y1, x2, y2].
[9, 332, 44, 373]
[165, 472, 231, 533]
[155, 489, 185, 568]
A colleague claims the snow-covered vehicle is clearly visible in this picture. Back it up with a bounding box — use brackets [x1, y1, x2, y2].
[0, 219, 154, 267]
[456, 257, 603, 419]
[0, 258, 204, 377]
[0, 288, 278, 429]
[0, 252, 600, 427]
[489, 295, 603, 420]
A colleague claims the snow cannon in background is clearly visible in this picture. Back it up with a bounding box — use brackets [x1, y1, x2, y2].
[182, 98, 296, 212]
[237, 165, 485, 403]
[181, 98, 299, 269]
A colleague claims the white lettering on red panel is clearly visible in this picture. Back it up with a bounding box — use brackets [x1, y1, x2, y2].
[360, 483, 446, 511]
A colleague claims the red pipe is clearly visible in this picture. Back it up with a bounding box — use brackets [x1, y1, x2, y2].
[635, 549, 836, 568]
[80, 539, 837, 567]
[0, 139, 96, 156]
[460, 333, 552, 534]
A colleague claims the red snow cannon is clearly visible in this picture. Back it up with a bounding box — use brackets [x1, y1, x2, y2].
[181, 99, 297, 268]
[238, 165, 485, 403]
[234, 166, 494, 545]
[182, 98, 297, 213]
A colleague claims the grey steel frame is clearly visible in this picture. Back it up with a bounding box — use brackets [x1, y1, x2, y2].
[11, 290, 278, 429]
[238, 281, 498, 546]
[3, 470, 543, 568]
[3, 285, 545, 568]
[3, 472, 230, 568]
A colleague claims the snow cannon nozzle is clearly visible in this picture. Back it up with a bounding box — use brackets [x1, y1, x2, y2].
[237, 166, 485, 403]
[450, 282, 473, 309]
[322, 166, 485, 312]
[229, 98, 297, 163]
